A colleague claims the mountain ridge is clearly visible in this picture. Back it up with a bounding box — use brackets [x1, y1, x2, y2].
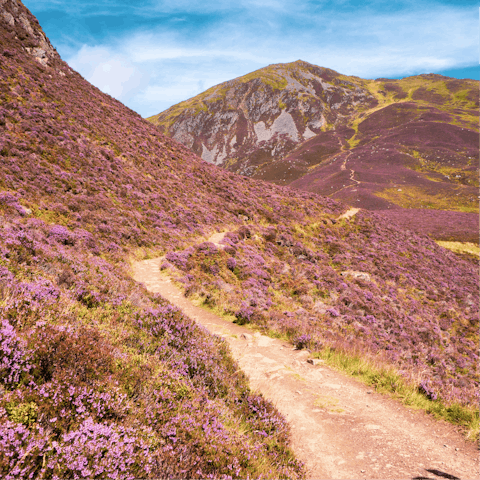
[149, 60, 479, 242]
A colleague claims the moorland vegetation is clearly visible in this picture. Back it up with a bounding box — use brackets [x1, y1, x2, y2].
[0, 1, 478, 478]
[150, 61, 479, 243]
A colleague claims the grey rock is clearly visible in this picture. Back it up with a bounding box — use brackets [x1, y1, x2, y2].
[1, 11, 14, 26]
[307, 358, 324, 366]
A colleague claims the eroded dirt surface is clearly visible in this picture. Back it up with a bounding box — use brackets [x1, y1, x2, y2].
[133, 258, 479, 480]
[338, 207, 361, 221]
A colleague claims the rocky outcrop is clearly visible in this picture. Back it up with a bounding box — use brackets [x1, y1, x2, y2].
[1, 0, 59, 66]
[149, 61, 377, 173]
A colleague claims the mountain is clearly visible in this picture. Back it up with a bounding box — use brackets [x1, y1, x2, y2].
[149, 62, 479, 242]
[149, 61, 377, 172]
[0, 1, 477, 476]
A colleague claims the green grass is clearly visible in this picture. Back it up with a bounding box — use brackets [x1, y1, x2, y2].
[374, 185, 479, 213]
[240, 68, 288, 91]
[404, 151, 479, 188]
[436, 241, 480, 258]
[313, 346, 479, 441]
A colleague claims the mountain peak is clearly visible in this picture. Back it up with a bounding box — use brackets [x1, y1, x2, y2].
[149, 60, 375, 171]
[1, 0, 59, 66]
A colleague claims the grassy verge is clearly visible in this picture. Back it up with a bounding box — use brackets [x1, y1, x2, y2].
[313, 346, 479, 442]
[183, 287, 479, 443]
[374, 185, 478, 212]
[436, 241, 480, 258]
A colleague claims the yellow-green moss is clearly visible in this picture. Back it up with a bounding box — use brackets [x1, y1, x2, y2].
[374, 186, 478, 213]
[6, 402, 38, 426]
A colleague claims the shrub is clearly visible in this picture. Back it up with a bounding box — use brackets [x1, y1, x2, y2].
[0, 320, 32, 386]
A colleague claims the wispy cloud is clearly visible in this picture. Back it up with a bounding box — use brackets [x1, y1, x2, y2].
[28, 0, 478, 117]
[68, 46, 151, 101]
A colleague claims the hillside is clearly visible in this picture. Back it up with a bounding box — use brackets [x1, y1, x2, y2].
[0, 1, 307, 477]
[0, 1, 478, 477]
[149, 61, 377, 173]
[149, 62, 479, 242]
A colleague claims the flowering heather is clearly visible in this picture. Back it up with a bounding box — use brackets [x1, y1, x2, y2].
[167, 214, 478, 407]
[0, 1, 311, 476]
[0, 1, 477, 477]
[0, 320, 32, 385]
[0, 216, 304, 478]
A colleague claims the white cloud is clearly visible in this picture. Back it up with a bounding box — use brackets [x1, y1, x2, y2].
[123, 33, 271, 64]
[61, 2, 477, 117]
[68, 46, 151, 101]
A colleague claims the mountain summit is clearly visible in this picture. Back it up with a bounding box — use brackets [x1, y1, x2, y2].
[149, 60, 377, 173]
[1, 0, 59, 66]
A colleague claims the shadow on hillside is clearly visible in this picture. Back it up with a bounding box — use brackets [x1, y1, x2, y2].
[412, 468, 460, 480]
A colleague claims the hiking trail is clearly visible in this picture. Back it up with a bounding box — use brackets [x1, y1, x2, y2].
[132, 235, 478, 480]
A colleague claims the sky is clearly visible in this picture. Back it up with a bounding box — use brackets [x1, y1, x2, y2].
[26, 0, 479, 118]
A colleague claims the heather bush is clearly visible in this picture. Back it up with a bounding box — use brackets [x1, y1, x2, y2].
[0, 320, 32, 386]
[166, 216, 478, 412]
[0, 217, 304, 477]
[293, 334, 312, 350]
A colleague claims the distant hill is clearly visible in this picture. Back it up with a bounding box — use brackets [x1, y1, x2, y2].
[149, 62, 479, 242]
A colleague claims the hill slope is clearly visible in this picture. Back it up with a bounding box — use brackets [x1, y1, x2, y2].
[0, 1, 478, 477]
[0, 1, 309, 477]
[149, 60, 377, 173]
[149, 62, 479, 242]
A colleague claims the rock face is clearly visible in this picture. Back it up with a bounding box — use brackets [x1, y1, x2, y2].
[0, 0, 59, 66]
[148, 61, 378, 174]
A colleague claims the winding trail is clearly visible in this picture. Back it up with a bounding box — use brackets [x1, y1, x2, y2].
[349, 168, 360, 185]
[333, 152, 361, 195]
[132, 256, 479, 480]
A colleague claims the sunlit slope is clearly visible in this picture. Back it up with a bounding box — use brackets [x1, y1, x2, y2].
[148, 60, 378, 173]
[0, 4, 477, 478]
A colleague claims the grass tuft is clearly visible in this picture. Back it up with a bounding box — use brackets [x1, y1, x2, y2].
[314, 346, 479, 442]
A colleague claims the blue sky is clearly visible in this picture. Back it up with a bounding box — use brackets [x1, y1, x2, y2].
[26, 0, 478, 117]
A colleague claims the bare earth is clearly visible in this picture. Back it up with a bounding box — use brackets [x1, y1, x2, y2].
[133, 257, 479, 480]
[338, 207, 361, 221]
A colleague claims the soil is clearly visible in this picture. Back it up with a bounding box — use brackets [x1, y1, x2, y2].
[133, 239, 479, 480]
[338, 207, 361, 221]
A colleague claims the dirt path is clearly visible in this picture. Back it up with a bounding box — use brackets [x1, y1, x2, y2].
[132, 259, 479, 480]
[349, 168, 360, 185]
[334, 152, 361, 195]
[338, 208, 361, 221]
